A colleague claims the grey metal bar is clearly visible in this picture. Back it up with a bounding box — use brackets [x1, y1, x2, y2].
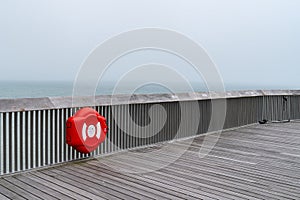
[5, 113, 10, 173]
[27, 111, 31, 170]
[0, 113, 3, 175]
[16, 112, 20, 172]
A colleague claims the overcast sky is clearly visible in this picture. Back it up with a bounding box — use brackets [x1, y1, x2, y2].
[0, 0, 299, 88]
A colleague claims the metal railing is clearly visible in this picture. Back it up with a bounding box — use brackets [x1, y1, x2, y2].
[0, 90, 299, 175]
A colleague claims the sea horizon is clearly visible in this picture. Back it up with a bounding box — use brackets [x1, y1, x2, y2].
[0, 80, 299, 99]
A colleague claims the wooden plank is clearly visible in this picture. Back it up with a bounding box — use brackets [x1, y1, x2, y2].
[32, 171, 104, 200]
[65, 163, 187, 200]
[14, 174, 73, 200]
[0, 193, 10, 200]
[43, 168, 139, 200]
[54, 167, 154, 200]
[170, 142, 298, 180]
[87, 160, 251, 200]
[95, 158, 230, 200]
[4, 176, 57, 200]
[25, 173, 91, 200]
[0, 178, 41, 200]
[122, 149, 298, 199]
[101, 154, 264, 200]
[162, 142, 300, 189]
[0, 184, 21, 200]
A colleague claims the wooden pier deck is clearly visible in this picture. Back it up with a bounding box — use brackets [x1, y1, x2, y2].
[1, 122, 300, 199]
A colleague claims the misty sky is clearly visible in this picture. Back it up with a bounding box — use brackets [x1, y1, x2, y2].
[0, 0, 299, 88]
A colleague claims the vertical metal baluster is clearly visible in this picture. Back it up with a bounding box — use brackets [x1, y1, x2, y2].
[162, 103, 165, 141]
[74, 108, 78, 160]
[73, 108, 78, 160]
[118, 105, 125, 151]
[0, 113, 3, 175]
[144, 103, 147, 146]
[52, 110, 56, 164]
[138, 104, 142, 146]
[56, 109, 60, 163]
[265, 96, 268, 120]
[11, 112, 15, 173]
[114, 105, 118, 152]
[93, 107, 97, 156]
[110, 106, 114, 153]
[136, 104, 139, 146]
[247, 98, 249, 124]
[162, 103, 166, 141]
[110, 105, 118, 152]
[61, 109, 65, 162]
[237, 99, 241, 126]
[47, 110, 51, 165]
[126, 104, 129, 149]
[130, 104, 133, 148]
[118, 105, 121, 151]
[65, 108, 69, 161]
[68, 108, 72, 160]
[129, 105, 133, 149]
[22, 112, 26, 171]
[111, 105, 115, 153]
[42, 110, 46, 166]
[151, 103, 154, 144]
[100, 106, 104, 155]
[16, 112, 21, 172]
[27, 111, 31, 170]
[68, 109, 73, 161]
[152, 103, 155, 144]
[125, 104, 128, 149]
[5, 113, 9, 174]
[273, 96, 276, 120]
[106, 106, 110, 154]
[141, 104, 144, 145]
[134, 104, 137, 148]
[185, 102, 189, 138]
[142, 104, 146, 146]
[150, 104, 154, 143]
[166, 103, 170, 140]
[131, 104, 134, 148]
[79, 108, 83, 159]
[32, 111, 36, 169]
[175, 103, 179, 139]
[122, 105, 125, 150]
[37, 110, 41, 168]
[107, 106, 109, 153]
[262, 95, 265, 120]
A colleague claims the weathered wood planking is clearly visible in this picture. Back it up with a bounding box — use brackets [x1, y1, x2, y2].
[0, 122, 300, 199]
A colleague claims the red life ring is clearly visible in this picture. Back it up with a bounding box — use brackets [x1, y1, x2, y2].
[66, 107, 107, 153]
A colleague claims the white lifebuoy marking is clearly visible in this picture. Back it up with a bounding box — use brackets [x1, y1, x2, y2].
[82, 123, 87, 141]
[96, 122, 101, 139]
[87, 125, 96, 138]
[82, 122, 100, 141]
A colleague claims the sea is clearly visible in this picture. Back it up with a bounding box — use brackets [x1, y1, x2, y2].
[0, 81, 298, 99]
